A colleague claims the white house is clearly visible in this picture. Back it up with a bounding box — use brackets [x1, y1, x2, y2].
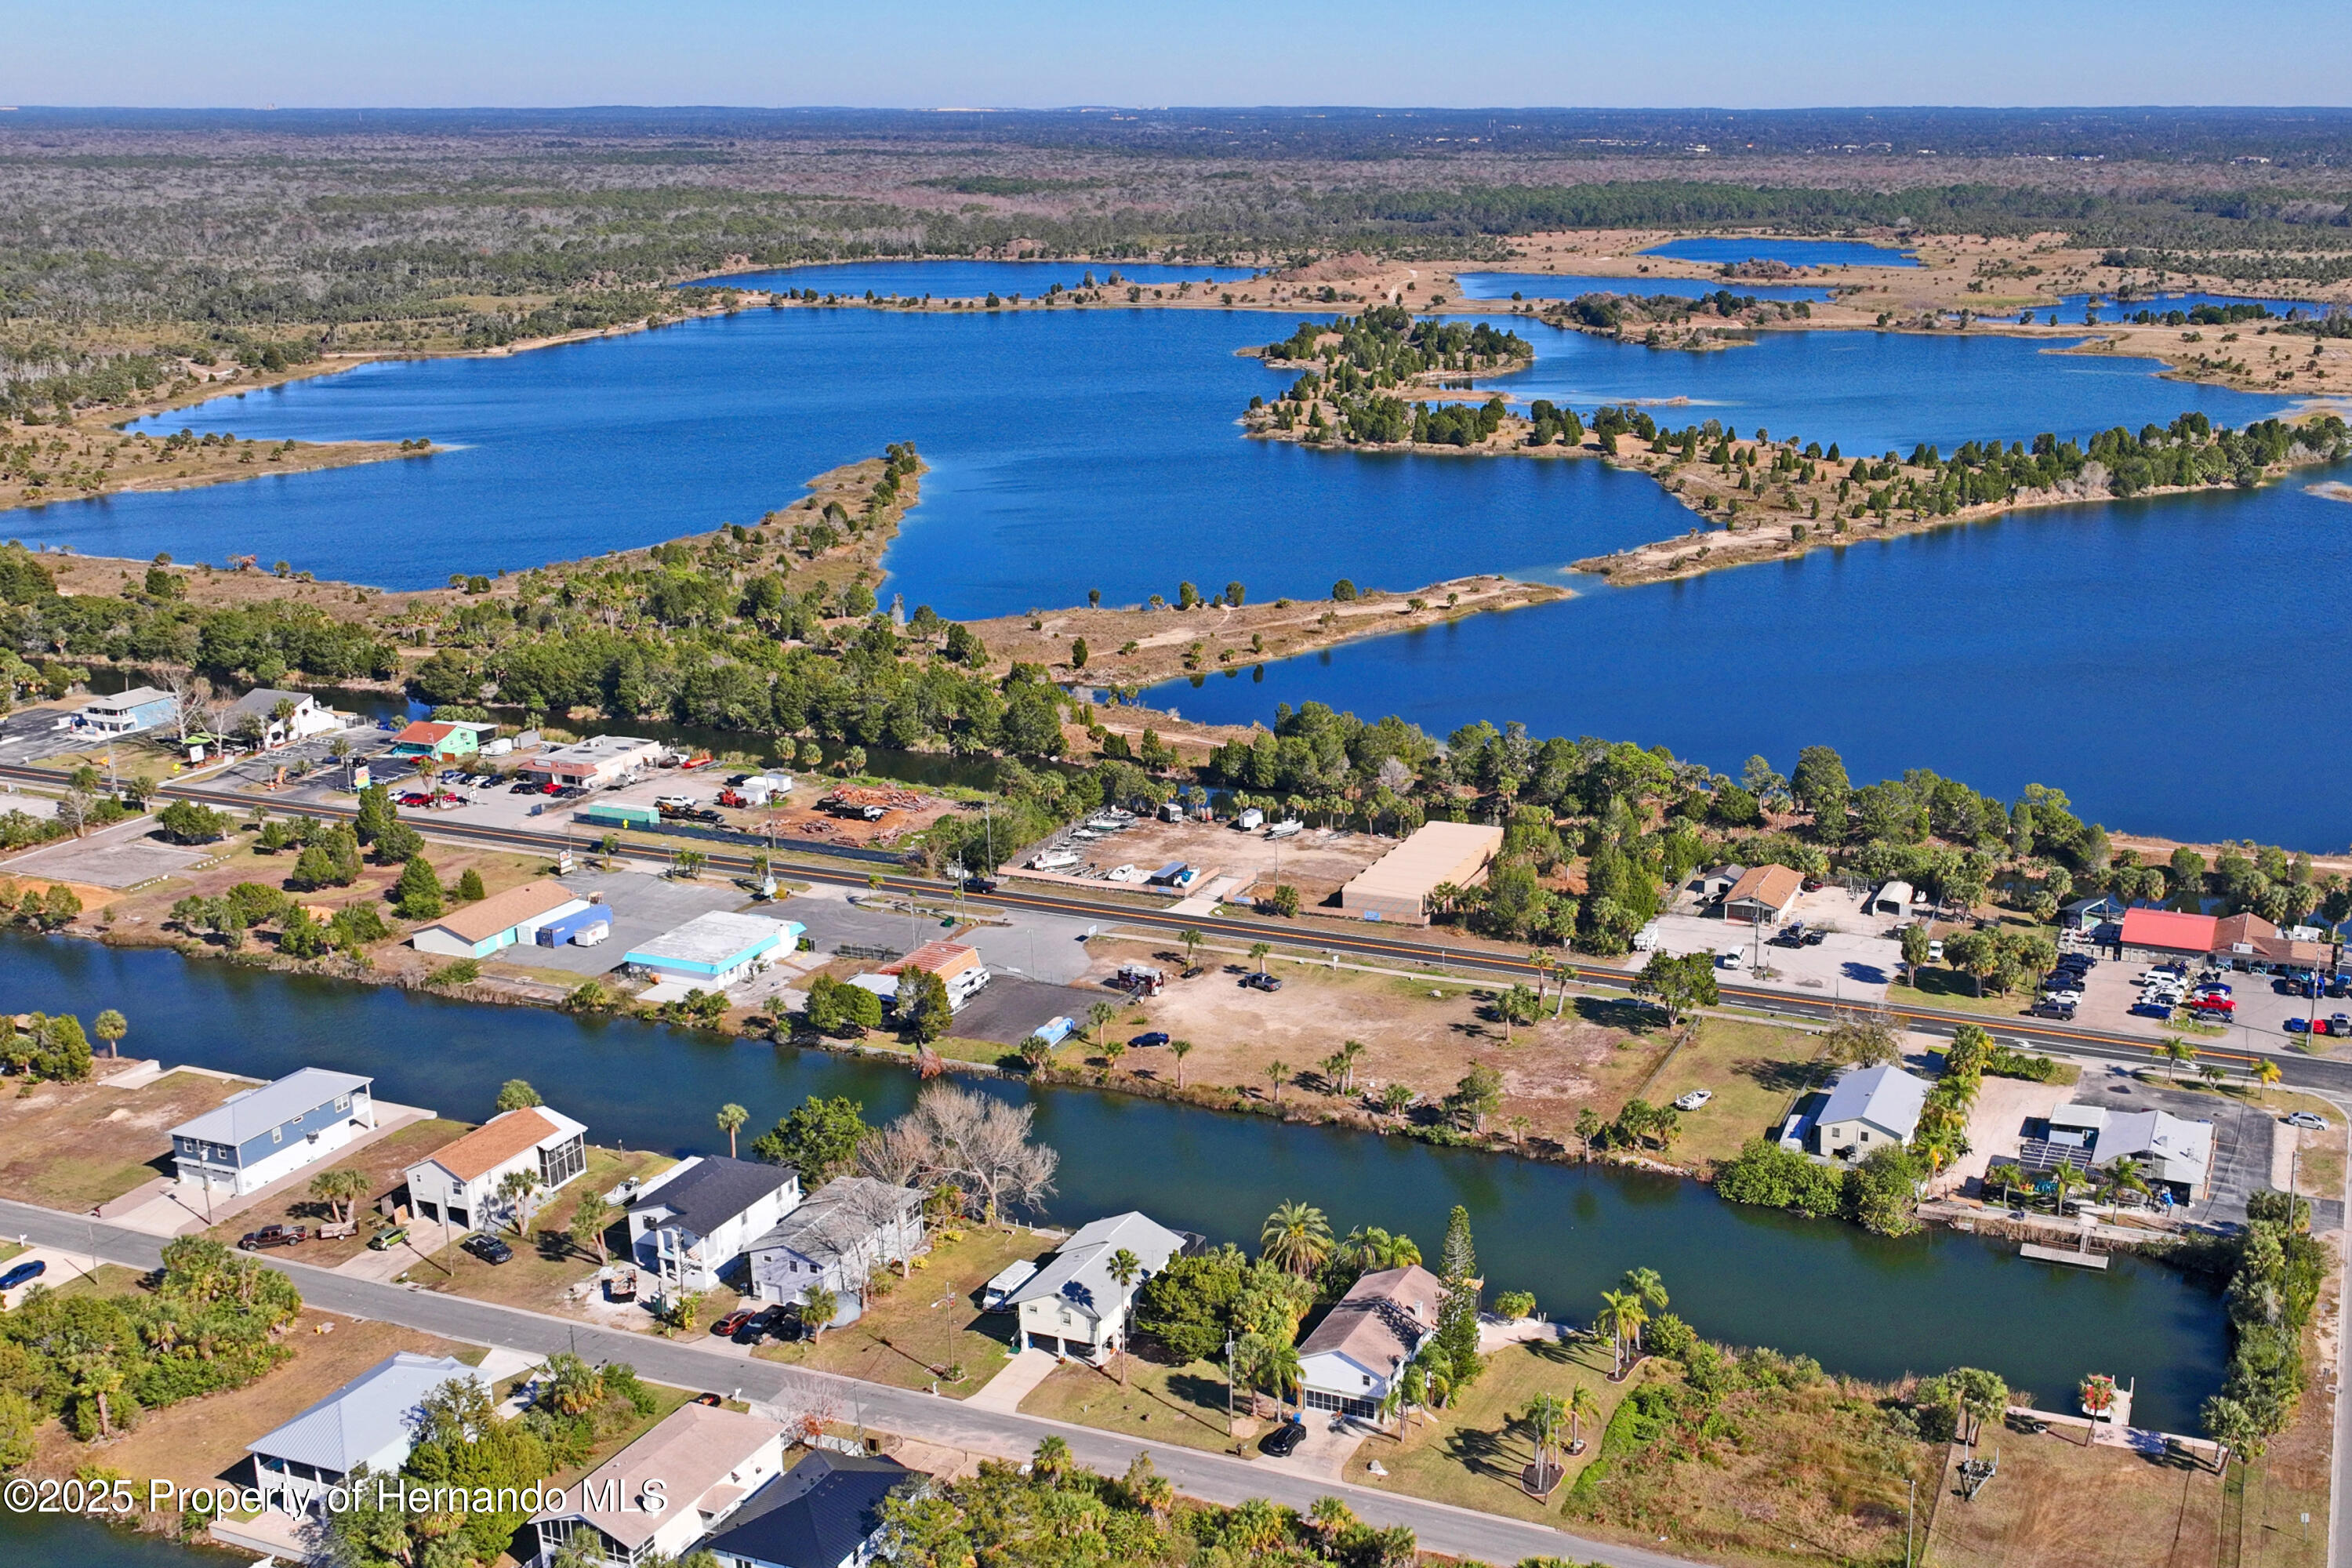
[1812, 1063, 1931, 1161]
[248, 1352, 474, 1515]
[170, 1068, 376, 1198]
[532, 1403, 786, 1567]
[223, 687, 342, 749]
[1298, 1263, 1444, 1421]
[703, 1451, 914, 1568]
[408, 878, 593, 960]
[627, 1156, 802, 1296]
[747, 1177, 926, 1324]
[1009, 1210, 1189, 1363]
[2045, 1103, 2215, 1202]
[404, 1105, 588, 1234]
[72, 685, 175, 735]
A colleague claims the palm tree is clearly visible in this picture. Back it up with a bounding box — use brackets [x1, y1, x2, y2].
[1248, 942, 1272, 975]
[498, 1167, 546, 1236]
[1522, 1392, 1567, 1487]
[800, 1284, 839, 1340]
[1178, 928, 1203, 971]
[1255, 1336, 1304, 1417]
[1595, 1288, 1636, 1377]
[1260, 1200, 1334, 1277]
[568, 1191, 615, 1264]
[2049, 1160, 2088, 1218]
[1333, 1039, 1366, 1096]
[1621, 1267, 1669, 1313]
[93, 1008, 127, 1059]
[2155, 1036, 2197, 1083]
[1086, 1000, 1119, 1051]
[1567, 1385, 1600, 1454]
[1105, 1247, 1142, 1381]
[1265, 1059, 1290, 1105]
[2256, 1058, 2283, 1101]
[308, 1167, 368, 1226]
[1169, 1038, 1194, 1087]
[2103, 1156, 2154, 1208]
[716, 1103, 748, 1158]
[2199, 1062, 2227, 1092]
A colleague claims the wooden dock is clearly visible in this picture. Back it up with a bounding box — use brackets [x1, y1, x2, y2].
[2020, 1242, 2109, 1269]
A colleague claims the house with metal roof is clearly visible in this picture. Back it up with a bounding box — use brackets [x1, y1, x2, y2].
[223, 687, 343, 749]
[2045, 1103, 2215, 1201]
[170, 1067, 376, 1198]
[1724, 864, 1804, 925]
[247, 1351, 473, 1513]
[747, 1178, 925, 1324]
[1008, 1210, 1189, 1363]
[703, 1450, 915, 1568]
[405, 1104, 588, 1235]
[2118, 907, 2220, 960]
[627, 1156, 803, 1296]
[532, 1403, 786, 1567]
[408, 878, 593, 960]
[1297, 1263, 1444, 1421]
[1812, 1063, 1931, 1163]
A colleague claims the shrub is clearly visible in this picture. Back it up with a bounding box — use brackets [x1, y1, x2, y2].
[1493, 1290, 1536, 1320]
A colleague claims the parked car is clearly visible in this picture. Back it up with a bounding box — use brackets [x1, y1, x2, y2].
[1927, 938, 1945, 961]
[0, 1258, 49, 1291]
[397, 792, 432, 807]
[1130, 1032, 1171, 1048]
[2130, 1002, 2176, 1020]
[2311, 1018, 2336, 1037]
[1717, 950, 1745, 971]
[1259, 1419, 1307, 1457]
[1801, 929, 1826, 946]
[510, 780, 543, 793]
[2283, 1017, 2313, 1034]
[740, 1305, 793, 1342]
[712, 1308, 759, 1338]
[2190, 995, 2234, 1013]
[2031, 1001, 2078, 1021]
[1672, 1089, 1714, 1112]
[238, 1224, 307, 1251]
[1242, 972, 1283, 993]
[461, 1233, 514, 1265]
[368, 1225, 409, 1251]
[2285, 1111, 2330, 1131]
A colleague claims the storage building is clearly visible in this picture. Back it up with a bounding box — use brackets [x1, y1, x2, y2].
[1337, 822, 1504, 924]
[528, 735, 664, 789]
[408, 878, 592, 959]
[625, 911, 797, 989]
[575, 801, 661, 831]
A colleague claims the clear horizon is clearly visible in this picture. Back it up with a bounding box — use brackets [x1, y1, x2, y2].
[8, 0, 2349, 112]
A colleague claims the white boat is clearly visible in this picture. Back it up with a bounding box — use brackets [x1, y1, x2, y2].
[1265, 819, 1304, 840]
[1032, 850, 1081, 870]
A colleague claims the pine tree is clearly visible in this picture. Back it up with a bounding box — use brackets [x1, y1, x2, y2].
[1432, 1205, 1484, 1392]
[394, 855, 444, 920]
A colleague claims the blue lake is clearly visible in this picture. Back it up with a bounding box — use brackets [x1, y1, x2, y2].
[1642, 236, 1920, 268]
[686, 259, 1257, 297]
[13, 285, 2332, 840]
[1454, 271, 1833, 303]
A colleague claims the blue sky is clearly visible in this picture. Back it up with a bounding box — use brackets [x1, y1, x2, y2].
[7, 0, 2348, 108]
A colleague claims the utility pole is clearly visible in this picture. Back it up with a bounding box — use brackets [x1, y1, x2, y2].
[1905, 1475, 1916, 1568]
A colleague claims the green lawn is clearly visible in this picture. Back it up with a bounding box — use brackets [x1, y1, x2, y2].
[414, 1146, 675, 1309]
[1348, 1335, 1641, 1522]
[754, 1223, 1044, 1396]
[1018, 1353, 1240, 1454]
[1888, 966, 2035, 1016]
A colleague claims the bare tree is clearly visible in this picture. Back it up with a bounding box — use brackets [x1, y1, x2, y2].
[162, 670, 212, 743]
[855, 1083, 1057, 1225]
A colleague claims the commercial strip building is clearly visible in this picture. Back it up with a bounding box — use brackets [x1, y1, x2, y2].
[386, 720, 487, 762]
[526, 735, 665, 788]
[404, 1104, 589, 1233]
[1336, 821, 1505, 925]
[624, 911, 800, 990]
[2118, 906, 2334, 968]
[248, 1351, 474, 1515]
[170, 1067, 376, 1198]
[408, 878, 596, 959]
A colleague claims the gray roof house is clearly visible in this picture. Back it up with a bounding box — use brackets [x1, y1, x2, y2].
[747, 1177, 926, 1323]
[702, 1450, 916, 1568]
[1812, 1064, 1931, 1162]
[628, 1156, 802, 1297]
[1009, 1210, 1189, 1363]
[171, 1067, 376, 1198]
[2046, 1103, 2216, 1200]
[248, 1351, 473, 1513]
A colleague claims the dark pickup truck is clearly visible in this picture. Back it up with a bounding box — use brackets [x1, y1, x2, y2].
[238, 1225, 308, 1251]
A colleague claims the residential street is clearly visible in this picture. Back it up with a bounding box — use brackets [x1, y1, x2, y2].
[0, 1196, 1700, 1568]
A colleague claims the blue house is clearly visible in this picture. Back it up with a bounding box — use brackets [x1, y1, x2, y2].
[171, 1067, 376, 1199]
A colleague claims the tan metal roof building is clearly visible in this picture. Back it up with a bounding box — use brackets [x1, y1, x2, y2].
[1338, 822, 1504, 925]
[1724, 864, 1804, 925]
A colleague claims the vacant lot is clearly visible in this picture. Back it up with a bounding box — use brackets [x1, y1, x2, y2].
[24, 1311, 478, 1490]
[1019, 816, 1391, 905]
[1638, 1018, 1832, 1171]
[207, 1117, 467, 1265]
[1019, 1352, 1240, 1454]
[0, 1068, 253, 1209]
[1923, 1419, 2225, 1568]
[756, 1223, 1044, 1396]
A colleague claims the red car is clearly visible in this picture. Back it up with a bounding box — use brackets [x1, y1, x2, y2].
[710, 1308, 759, 1338]
[397, 792, 432, 807]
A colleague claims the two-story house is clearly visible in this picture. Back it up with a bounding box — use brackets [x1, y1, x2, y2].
[746, 1176, 925, 1326]
[1297, 1263, 1445, 1421]
[404, 1104, 588, 1234]
[1007, 1210, 1189, 1363]
[170, 1067, 376, 1199]
[531, 1403, 786, 1566]
[626, 1156, 802, 1297]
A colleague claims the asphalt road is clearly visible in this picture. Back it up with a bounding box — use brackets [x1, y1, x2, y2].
[0, 1196, 1697, 1568]
[13, 757, 2351, 1098]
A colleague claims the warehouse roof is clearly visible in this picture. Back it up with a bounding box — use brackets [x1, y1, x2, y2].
[626, 910, 790, 967]
[412, 879, 580, 945]
[1340, 822, 1504, 905]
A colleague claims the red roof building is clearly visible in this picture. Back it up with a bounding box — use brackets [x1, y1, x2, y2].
[2118, 908, 2219, 956]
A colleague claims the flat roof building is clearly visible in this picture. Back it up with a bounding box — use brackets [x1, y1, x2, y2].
[625, 912, 797, 990]
[528, 735, 663, 787]
[1337, 821, 1505, 925]
[76, 686, 175, 735]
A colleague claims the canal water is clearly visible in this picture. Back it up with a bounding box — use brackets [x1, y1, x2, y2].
[8, 933, 2225, 1434]
[0, 1515, 245, 1568]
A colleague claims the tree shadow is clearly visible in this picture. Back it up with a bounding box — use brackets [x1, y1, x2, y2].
[1734, 1055, 1828, 1094]
[1440, 1421, 1518, 1479]
[1572, 996, 1659, 1032]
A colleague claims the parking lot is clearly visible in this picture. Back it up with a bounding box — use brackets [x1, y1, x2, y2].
[3, 814, 210, 888]
[1639, 884, 1902, 1004]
